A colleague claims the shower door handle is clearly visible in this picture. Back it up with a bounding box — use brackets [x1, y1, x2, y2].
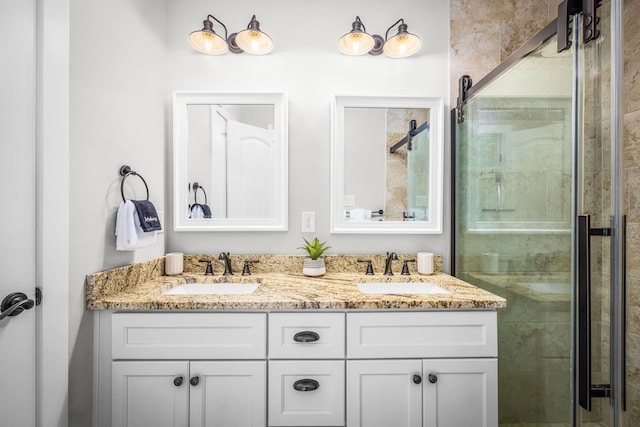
[577, 214, 592, 411]
[578, 214, 615, 411]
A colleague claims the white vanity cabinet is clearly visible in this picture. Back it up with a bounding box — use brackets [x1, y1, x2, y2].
[112, 360, 265, 427]
[104, 312, 267, 427]
[96, 310, 497, 427]
[345, 311, 498, 427]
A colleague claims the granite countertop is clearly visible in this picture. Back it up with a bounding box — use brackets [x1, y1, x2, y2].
[86, 255, 506, 311]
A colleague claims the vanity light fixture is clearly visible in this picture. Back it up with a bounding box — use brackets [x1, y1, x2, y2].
[337, 17, 421, 58]
[234, 15, 273, 55]
[382, 19, 422, 59]
[188, 14, 272, 55]
[337, 16, 383, 56]
[188, 15, 231, 55]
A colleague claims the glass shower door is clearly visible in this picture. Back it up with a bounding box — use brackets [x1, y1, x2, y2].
[407, 124, 430, 221]
[454, 2, 621, 425]
[455, 36, 575, 424]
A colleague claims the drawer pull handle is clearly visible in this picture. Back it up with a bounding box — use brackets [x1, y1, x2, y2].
[413, 374, 422, 384]
[190, 376, 200, 386]
[293, 379, 320, 392]
[428, 374, 438, 384]
[293, 331, 320, 343]
[173, 376, 183, 387]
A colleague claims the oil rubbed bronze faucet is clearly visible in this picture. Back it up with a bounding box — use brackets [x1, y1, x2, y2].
[199, 259, 214, 275]
[383, 252, 399, 276]
[218, 252, 234, 276]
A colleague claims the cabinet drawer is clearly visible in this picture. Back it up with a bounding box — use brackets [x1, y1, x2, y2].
[111, 313, 266, 359]
[347, 311, 497, 359]
[269, 313, 345, 359]
[268, 360, 345, 426]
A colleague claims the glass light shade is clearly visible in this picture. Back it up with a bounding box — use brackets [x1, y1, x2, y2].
[338, 31, 375, 55]
[188, 30, 228, 55]
[235, 17, 273, 55]
[383, 31, 422, 58]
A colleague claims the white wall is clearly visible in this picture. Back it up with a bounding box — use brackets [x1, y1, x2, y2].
[69, 0, 449, 425]
[166, 0, 451, 258]
[69, 0, 167, 424]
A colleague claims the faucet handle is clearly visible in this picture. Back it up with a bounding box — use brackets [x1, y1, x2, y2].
[242, 260, 260, 276]
[357, 259, 374, 275]
[401, 259, 416, 275]
[199, 259, 214, 276]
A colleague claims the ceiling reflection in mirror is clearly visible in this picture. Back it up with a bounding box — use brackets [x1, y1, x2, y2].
[331, 96, 443, 234]
[173, 92, 288, 231]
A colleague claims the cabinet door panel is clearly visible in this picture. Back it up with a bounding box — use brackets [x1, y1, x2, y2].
[347, 360, 422, 427]
[347, 311, 497, 359]
[269, 360, 345, 426]
[423, 359, 497, 427]
[111, 313, 266, 359]
[112, 361, 189, 427]
[189, 361, 266, 427]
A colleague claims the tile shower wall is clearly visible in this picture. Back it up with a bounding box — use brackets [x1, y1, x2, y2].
[623, 0, 640, 425]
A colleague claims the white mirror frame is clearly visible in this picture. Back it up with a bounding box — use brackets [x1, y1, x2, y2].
[330, 95, 444, 234]
[173, 91, 288, 231]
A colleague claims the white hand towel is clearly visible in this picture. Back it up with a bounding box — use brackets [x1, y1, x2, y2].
[190, 204, 204, 219]
[115, 200, 157, 251]
[349, 208, 372, 221]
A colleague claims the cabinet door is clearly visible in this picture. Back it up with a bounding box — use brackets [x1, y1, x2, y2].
[112, 361, 189, 427]
[422, 359, 497, 427]
[189, 361, 266, 427]
[347, 360, 422, 427]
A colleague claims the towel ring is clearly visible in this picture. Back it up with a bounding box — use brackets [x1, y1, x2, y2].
[119, 165, 149, 202]
[193, 182, 208, 205]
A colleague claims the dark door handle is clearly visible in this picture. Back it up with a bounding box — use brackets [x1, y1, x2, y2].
[578, 214, 592, 410]
[413, 374, 422, 384]
[0, 292, 35, 321]
[428, 374, 438, 384]
[174, 376, 184, 387]
[293, 331, 320, 343]
[293, 379, 319, 392]
[190, 376, 200, 386]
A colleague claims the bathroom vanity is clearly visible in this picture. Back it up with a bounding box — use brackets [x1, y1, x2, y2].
[88, 255, 505, 427]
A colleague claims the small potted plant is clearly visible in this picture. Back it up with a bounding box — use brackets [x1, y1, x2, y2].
[298, 237, 331, 277]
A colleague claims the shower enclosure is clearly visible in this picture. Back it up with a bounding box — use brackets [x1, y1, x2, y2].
[453, 1, 626, 426]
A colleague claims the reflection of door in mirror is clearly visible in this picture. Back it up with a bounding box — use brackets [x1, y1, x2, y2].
[343, 107, 429, 222]
[186, 104, 275, 219]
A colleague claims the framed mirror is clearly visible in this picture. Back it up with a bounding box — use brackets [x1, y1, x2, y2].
[173, 91, 288, 231]
[330, 95, 443, 234]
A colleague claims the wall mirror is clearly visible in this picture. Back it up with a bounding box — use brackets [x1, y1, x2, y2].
[173, 91, 288, 231]
[331, 95, 443, 234]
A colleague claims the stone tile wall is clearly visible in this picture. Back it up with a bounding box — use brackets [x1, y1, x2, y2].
[623, 0, 640, 425]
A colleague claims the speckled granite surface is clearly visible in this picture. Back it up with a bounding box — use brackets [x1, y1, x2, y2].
[86, 254, 506, 311]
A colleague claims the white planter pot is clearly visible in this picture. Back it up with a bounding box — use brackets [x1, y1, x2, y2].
[303, 258, 326, 277]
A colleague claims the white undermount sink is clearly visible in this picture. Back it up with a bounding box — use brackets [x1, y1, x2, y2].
[357, 282, 450, 295]
[162, 283, 260, 295]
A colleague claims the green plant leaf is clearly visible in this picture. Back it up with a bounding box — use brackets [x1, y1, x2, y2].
[298, 237, 331, 260]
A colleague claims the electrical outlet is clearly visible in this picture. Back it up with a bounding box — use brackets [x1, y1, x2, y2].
[301, 211, 315, 233]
